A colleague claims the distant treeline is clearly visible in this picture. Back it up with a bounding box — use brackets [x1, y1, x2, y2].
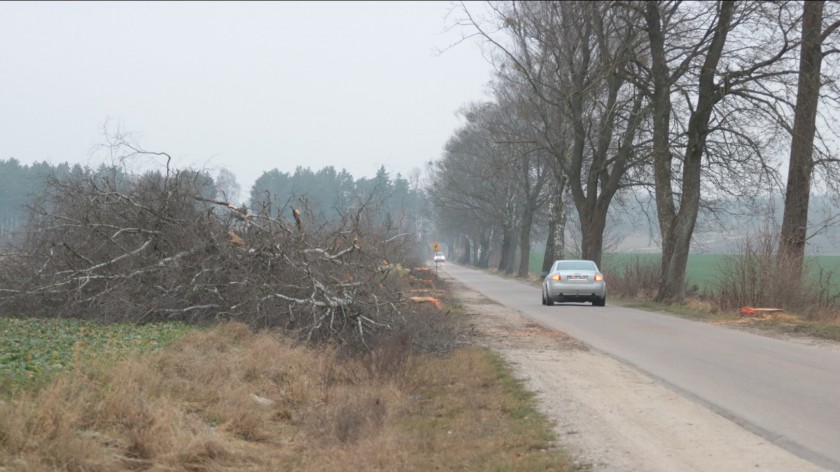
[0, 159, 82, 235]
[249, 165, 429, 239]
[0, 159, 202, 237]
[1, 159, 430, 246]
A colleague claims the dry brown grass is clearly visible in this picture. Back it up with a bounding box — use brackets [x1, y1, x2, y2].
[0, 322, 573, 471]
[602, 256, 661, 299]
[711, 232, 840, 322]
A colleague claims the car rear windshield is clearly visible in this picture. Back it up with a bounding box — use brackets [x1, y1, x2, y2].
[555, 261, 596, 271]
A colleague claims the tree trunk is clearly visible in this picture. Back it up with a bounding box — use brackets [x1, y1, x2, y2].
[505, 231, 519, 274]
[556, 202, 567, 261]
[471, 234, 479, 265]
[580, 209, 607, 267]
[543, 179, 567, 274]
[543, 214, 557, 274]
[478, 227, 492, 268]
[659, 213, 696, 301]
[461, 235, 473, 265]
[645, 1, 677, 291]
[498, 225, 513, 271]
[517, 206, 534, 277]
[778, 0, 825, 278]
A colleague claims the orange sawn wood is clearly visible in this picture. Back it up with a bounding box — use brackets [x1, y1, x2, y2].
[410, 296, 444, 310]
[740, 307, 783, 316]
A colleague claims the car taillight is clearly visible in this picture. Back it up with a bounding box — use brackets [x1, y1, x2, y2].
[594, 274, 604, 281]
[551, 274, 561, 281]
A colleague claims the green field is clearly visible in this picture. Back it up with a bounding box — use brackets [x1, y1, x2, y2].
[531, 252, 840, 293]
[0, 317, 192, 393]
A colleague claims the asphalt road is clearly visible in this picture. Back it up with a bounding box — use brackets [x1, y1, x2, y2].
[443, 263, 840, 471]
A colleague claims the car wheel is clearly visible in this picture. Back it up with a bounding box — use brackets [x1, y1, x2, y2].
[541, 289, 546, 305]
[593, 296, 606, 307]
[545, 291, 554, 306]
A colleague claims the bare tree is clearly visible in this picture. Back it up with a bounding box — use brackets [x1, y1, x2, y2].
[215, 167, 242, 205]
[644, 1, 735, 302]
[642, 0, 799, 302]
[778, 0, 840, 277]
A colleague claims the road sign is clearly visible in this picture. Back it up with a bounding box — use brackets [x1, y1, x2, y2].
[433, 241, 439, 252]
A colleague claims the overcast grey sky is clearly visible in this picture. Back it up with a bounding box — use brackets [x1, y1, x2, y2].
[0, 1, 493, 198]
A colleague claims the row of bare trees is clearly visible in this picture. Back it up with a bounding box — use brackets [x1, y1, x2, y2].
[429, 0, 840, 303]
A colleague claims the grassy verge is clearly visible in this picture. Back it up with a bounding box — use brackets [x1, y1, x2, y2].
[0, 320, 578, 471]
[609, 297, 727, 322]
[401, 348, 577, 471]
[610, 296, 840, 343]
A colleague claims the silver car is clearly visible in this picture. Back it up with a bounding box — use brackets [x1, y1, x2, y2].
[542, 259, 606, 307]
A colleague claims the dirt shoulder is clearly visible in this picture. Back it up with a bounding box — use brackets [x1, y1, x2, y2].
[446, 274, 828, 472]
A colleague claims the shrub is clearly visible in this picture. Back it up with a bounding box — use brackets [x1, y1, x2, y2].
[602, 255, 661, 299]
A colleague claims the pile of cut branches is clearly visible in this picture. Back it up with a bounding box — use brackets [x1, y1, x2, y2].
[0, 167, 453, 351]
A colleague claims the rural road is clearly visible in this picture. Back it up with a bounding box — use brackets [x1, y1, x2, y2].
[443, 263, 840, 471]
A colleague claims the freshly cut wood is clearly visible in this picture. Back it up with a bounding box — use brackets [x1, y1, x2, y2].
[410, 296, 444, 310]
[740, 307, 783, 316]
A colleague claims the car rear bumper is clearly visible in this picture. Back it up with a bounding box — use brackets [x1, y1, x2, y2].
[546, 282, 605, 300]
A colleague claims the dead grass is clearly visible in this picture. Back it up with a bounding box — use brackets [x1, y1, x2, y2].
[601, 256, 661, 299]
[0, 322, 575, 471]
[711, 236, 840, 322]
